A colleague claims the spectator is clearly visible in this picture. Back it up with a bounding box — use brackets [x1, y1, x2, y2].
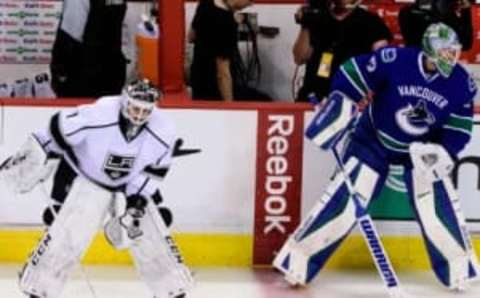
[50, 0, 127, 98]
[294, 0, 392, 102]
[399, 0, 473, 51]
[189, 0, 253, 101]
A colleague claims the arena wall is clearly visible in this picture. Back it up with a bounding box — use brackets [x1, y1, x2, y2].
[0, 99, 479, 269]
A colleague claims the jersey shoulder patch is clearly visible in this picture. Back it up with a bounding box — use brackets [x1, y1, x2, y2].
[467, 74, 477, 94]
[379, 47, 398, 63]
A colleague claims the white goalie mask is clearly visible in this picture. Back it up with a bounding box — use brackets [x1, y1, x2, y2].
[121, 79, 161, 127]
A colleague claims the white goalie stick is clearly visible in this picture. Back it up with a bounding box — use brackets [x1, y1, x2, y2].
[331, 145, 406, 298]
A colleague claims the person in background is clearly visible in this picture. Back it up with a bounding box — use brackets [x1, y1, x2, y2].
[50, 0, 127, 97]
[294, 0, 392, 102]
[188, 0, 253, 101]
[399, 0, 473, 51]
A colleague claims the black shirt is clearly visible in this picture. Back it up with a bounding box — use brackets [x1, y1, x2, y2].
[190, 0, 238, 100]
[298, 8, 392, 102]
[50, 0, 127, 98]
[398, 4, 473, 51]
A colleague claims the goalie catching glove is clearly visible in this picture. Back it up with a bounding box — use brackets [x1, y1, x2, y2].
[105, 194, 147, 249]
[105, 193, 173, 250]
[305, 91, 357, 150]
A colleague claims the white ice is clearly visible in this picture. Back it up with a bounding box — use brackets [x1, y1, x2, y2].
[0, 265, 479, 298]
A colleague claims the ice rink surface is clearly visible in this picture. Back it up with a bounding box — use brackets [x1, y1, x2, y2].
[0, 265, 479, 298]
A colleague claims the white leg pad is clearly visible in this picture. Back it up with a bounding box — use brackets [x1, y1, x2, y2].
[130, 200, 194, 298]
[273, 157, 380, 285]
[443, 177, 480, 282]
[411, 170, 470, 290]
[18, 178, 111, 298]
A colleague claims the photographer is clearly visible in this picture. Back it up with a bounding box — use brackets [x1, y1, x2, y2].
[294, 0, 392, 102]
[399, 0, 473, 50]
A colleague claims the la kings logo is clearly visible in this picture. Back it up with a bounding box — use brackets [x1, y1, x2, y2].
[103, 153, 136, 180]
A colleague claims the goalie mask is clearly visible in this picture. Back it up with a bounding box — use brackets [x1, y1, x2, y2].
[422, 23, 461, 78]
[121, 79, 161, 127]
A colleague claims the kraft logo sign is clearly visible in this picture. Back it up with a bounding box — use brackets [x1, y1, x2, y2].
[6, 47, 38, 55]
[0, 3, 19, 9]
[44, 31, 56, 36]
[254, 110, 304, 265]
[23, 38, 38, 44]
[24, 3, 40, 9]
[0, 20, 19, 26]
[6, 29, 39, 37]
[43, 12, 62, 19]
[23, 20, 38, 27]
[8, 11, 39, 19]
[22, 56, 50, 64]
[24, 3, 55, 10]
[359, 218, 398, 288]
[0, 55, 18, 63]
[23, 20, 55, 28]
[0, 37, 17, 44]
[39, 38, 54, 45]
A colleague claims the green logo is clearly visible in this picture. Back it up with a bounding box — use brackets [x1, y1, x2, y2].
[6, 29, 39, 37]
[8, 11, 39, 19]
[43, 12, 61, 19]
[6, 47, 38, 55]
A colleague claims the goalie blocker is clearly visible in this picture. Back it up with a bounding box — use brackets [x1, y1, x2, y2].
[0, 134, 56, 194]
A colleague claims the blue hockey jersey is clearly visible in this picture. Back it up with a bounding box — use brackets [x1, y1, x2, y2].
[331, 46, 477, 161]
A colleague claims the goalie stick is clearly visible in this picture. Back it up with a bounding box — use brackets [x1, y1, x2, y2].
[307, 94, 405, 296]
[332, 145, 406, 298]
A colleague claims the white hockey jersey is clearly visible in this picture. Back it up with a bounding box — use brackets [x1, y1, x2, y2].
[36, 96, 175, 197]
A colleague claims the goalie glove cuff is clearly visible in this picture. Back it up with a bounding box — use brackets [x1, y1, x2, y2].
[305, 91, 357, 150]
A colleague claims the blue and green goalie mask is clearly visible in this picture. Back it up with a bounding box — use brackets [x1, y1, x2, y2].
[422, 23, 461, 78]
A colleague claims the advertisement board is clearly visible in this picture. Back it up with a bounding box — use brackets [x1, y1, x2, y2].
[0, 101, 479, 265]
